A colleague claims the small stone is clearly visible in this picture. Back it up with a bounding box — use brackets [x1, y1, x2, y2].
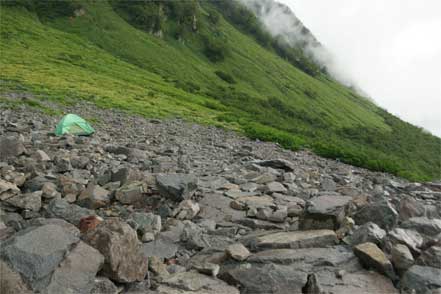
[90, 277, 120, 294]
[0, 136, 26, 161]
[34, 150, 51, 162]
[42, 182, 60, 199]
[347, 222, 386, 246]
[142, 232, 155, 242]
[416, 246, 441, 269]
[266, 181, 287, 194]
[115, 181, 147, 205]
[77, 183, 110, 209]
[302, 273, 324, 294]
[226, 243, 250, 261]
[192, 262, 220, 277]
[156, 174, 197, 202]
[173, 199, 200, 220]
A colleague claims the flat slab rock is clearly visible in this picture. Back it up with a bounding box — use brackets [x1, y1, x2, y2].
[0, 220, 80, 291]
[156, 271, 240, 294]
[244, 229, 338, 251]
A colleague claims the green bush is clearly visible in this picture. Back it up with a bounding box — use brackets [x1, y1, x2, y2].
[203, 35, 229, 62]
[215, 70, 235, 84]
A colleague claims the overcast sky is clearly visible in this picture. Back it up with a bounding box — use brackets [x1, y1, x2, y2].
[279, 0, 441, 137]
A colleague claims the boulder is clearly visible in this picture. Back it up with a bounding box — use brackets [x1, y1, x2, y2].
[246, 230, 338, 251]
[0, 221, 80, 291]
[115, 181, 147, 205]
[44, 241, 104, 294]
[401, 217, 441, 236]
[388, 228, 424, 253]
[400, 265, 441, 294]
[82, 218, 148, 283]
[391, 244, 414, 273]
[399, 197, 425, 221]
[156, 174, 198, 202]
[77, 183, 110, 209]
[301, 195, 352, 230]
[353, 242, 396, 281]
[221, 246, 398, 294]
[353, 201, 398, 231]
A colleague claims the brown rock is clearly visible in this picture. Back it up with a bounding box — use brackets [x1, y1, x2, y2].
[82, 218, 149, 283]
[354, 242, 396, 281]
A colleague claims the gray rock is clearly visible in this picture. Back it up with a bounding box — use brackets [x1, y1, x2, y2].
[254, 159, 295, 171]
[54, 156, 72, 173]
[353, 242, 396, 281]
[245, 230, 338, 251]
[192, 261, 220, 277]
[0, 221, 80, 291]
[128, 212, 162, 234]
[400, 265, 441, 294]
[401, 217, 441, 236]
[302, 273, 323, 294]
[0, 136, 26, 160]
[46, 198, 94, 226]
[157, 271, 239, 294]
[34, 150, 51, 162]
[0, 260, 32, 294]
[416, 246, 441, 269]
[391, 244, 414, 273]
[173, 199, 200, 220]
[142, 237, 179, 259]
[77, 183, 110, 209]
[399, 197, 425, 221]
[320, 177, 337, 191]
[346, 222, 386, 246]
[41, 182, 60, 199]
[4, 191, 42, 211]
[265, 182, 287, 194]
[353, 201, 398, 231]
[44, 241, 104, 294]
[83, 218, 148, 283]
[0, 179, 20, 200]
[156, 174, 197, 201]
[226, 243, 250, 261]
[115, 181, 147, 204]
[388, 228, 424, 253]
[91, 277, 120, 294]
[301, 195, 352, 230]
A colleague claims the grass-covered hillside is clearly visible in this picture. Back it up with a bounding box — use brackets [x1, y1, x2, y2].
[1, 0, 440, 181]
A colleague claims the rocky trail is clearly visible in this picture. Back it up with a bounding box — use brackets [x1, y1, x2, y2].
[1, 99, 440, 294]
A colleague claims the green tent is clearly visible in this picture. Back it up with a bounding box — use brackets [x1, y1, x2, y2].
[55, 114, 95, 136]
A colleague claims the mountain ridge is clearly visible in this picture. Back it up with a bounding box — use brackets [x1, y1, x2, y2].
[0, 0, 439, 181]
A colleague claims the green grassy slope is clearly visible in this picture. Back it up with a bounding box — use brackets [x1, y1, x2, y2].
[1, 1, 439, 181]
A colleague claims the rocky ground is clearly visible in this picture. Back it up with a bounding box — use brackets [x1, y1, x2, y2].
[1, 97, 441, 294]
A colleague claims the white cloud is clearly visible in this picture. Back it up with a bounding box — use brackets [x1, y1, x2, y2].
[279, 0, 441, 136]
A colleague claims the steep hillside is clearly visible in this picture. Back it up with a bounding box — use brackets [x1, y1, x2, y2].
[0, 0, 440, 181]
